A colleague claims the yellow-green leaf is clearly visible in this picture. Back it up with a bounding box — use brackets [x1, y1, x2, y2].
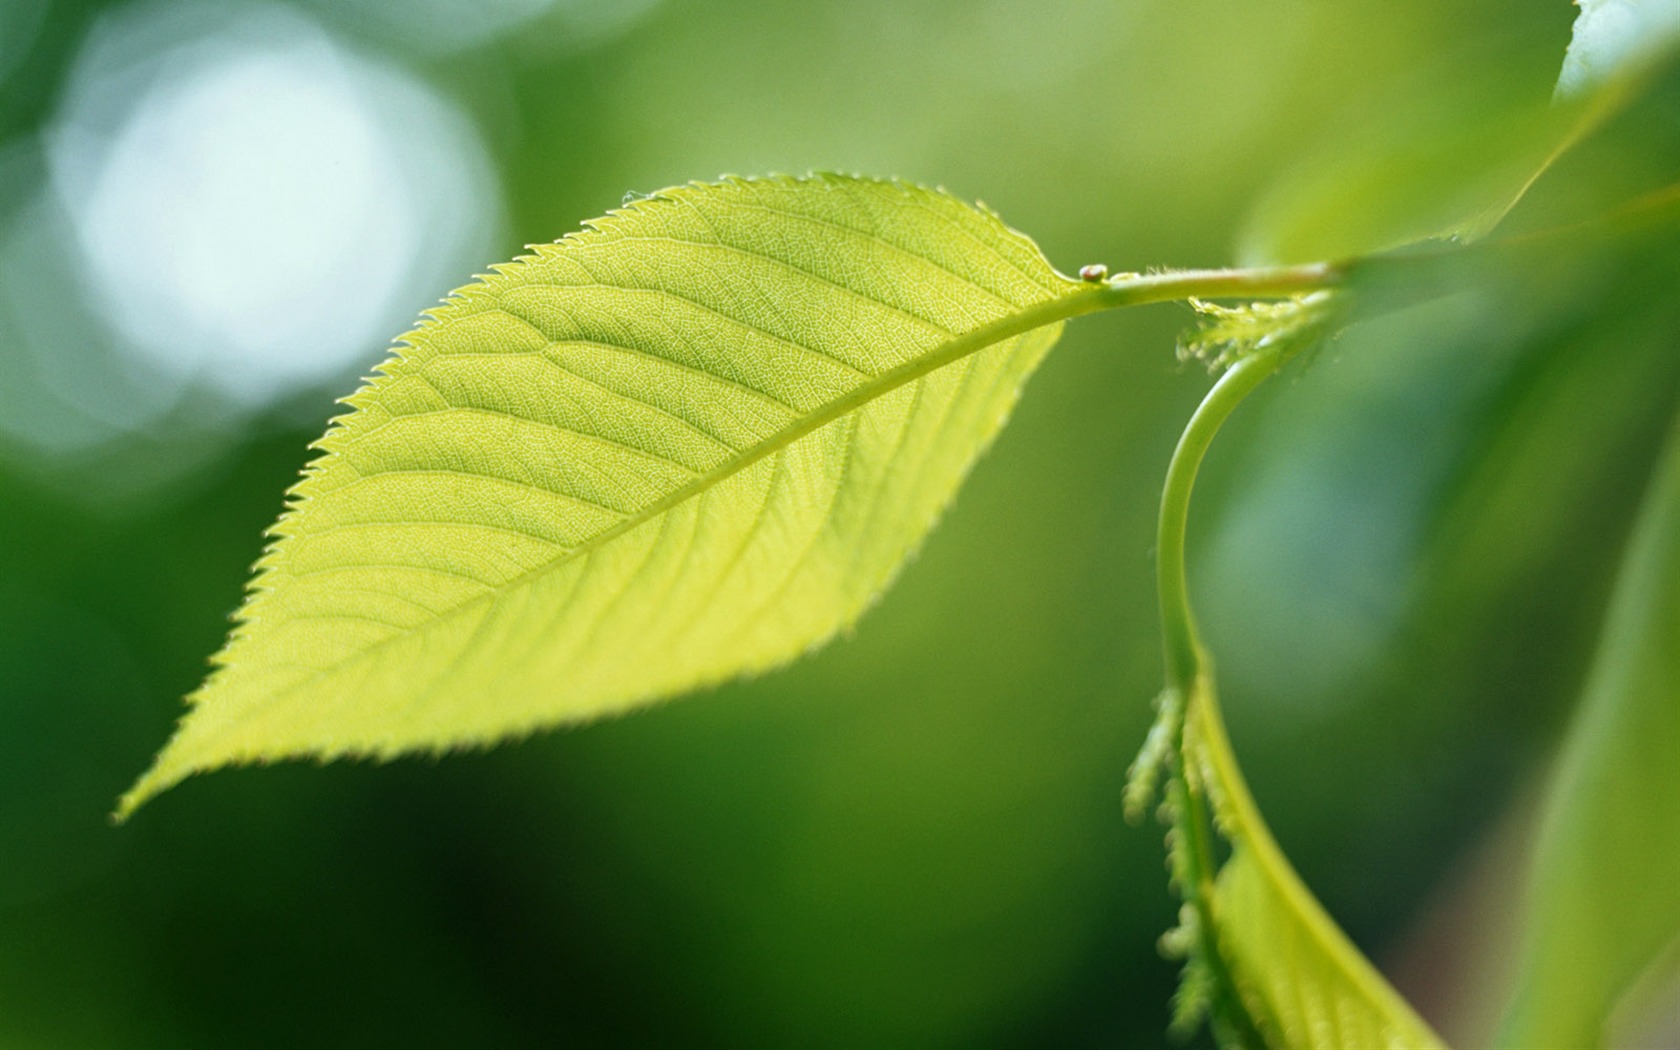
[1183, 675, 1448, 1050]
[119, 174, 1081, 818]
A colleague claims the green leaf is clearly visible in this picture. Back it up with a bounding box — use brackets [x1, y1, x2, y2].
[1495, 417, 1680, 1049]
[1175, 674, 1448, 1050]
[119, 174, 1082, 818]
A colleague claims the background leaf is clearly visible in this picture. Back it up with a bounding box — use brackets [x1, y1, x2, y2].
[1235, 4, 1680, 268]
[119, 174, 1079, 816]
[1494, 416, 1680, 1048]
[1235, 75, 1580, 266]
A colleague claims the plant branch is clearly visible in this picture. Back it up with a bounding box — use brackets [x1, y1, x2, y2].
[1078, 262, 1342, 316]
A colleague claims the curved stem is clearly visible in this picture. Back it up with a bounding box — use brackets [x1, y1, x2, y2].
[1157, 351, 1282, 692]
[1149, 350, 1285, 1050]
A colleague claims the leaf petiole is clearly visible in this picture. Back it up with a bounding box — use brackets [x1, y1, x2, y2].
[1074, 262, 1341, 319]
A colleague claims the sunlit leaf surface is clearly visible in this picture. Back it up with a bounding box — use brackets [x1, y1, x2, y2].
[120, 174, 1078, 816]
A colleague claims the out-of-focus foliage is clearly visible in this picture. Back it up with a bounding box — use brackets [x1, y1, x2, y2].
[1236, 73, 1580, 266]
[1199, 45, 1680, 1050]
[1559, 0, 1680, 98]
[1148, 8, 1680, 1045]
[1495, 422, 1680, 1048]
[3, 0, 1677, 1047]
[1239, 0, 1680, 267]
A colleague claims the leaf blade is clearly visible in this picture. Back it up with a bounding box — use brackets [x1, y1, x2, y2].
[120, 175, 1081, 816]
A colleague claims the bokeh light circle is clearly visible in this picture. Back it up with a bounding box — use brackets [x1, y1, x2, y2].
[46, 1, 503, 407]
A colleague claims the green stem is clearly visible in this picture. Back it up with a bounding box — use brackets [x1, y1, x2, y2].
[1148, 329, 1446, 1049]
[1168, 769, 1268, 1050]
[1157, 351, 1283, 692]
[1084, 262, 1340, 316]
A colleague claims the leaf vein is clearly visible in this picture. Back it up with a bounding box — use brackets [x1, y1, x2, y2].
[609, 232, 964, 336]
[485, 302, 804, 416]
[289, 516, 573, 550]
[322, 468, 630, 523]
[719, 187, 1049, 302]
[428, 348, 739, 455]
[721, 414, 861, 650]
[281, 561, 500, 589]
[397, 404, 706, 481]
[498, 278, 873, 380]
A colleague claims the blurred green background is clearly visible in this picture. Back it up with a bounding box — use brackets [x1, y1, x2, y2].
[2, 0, 1675, 1046]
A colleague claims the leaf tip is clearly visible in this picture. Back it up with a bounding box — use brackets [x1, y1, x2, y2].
[112, 696, 227, 822]
[111, 759, 187, 825]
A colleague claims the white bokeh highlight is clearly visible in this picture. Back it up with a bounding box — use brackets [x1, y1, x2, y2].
[1558, 0, 1680, 98]
[311, 0, 661, 56]
[47, 2, 502, 406]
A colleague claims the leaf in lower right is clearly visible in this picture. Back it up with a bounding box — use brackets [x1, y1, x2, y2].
[1136, 674, 1449, 1049]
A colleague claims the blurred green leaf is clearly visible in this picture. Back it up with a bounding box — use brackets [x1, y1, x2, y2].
[1409, 240, 1680, 682]
[1176, 675, 1448, 1050]
[1495, 416, 1680, 1049]
[1236, 0, 1680, 270]
[1237, 72, 1590, 267]
[1240, 0, 1680, 271]
[120, 174, 1082, 817]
